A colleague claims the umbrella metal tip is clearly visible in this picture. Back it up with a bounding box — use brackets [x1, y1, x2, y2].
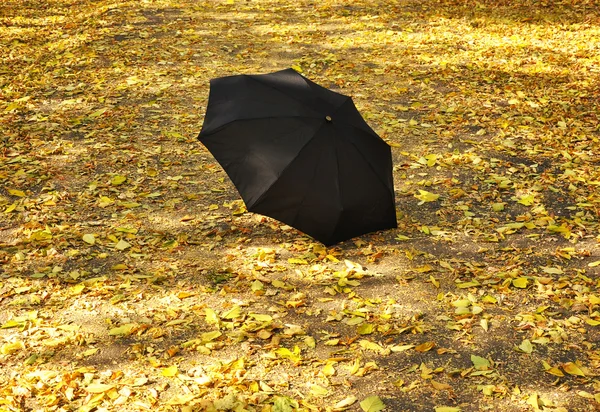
[325, 115, 332, 122]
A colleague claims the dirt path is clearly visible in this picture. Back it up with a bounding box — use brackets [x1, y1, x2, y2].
[1, 0, 599, 411]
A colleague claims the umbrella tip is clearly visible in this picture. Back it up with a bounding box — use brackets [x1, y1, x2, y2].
[325, 115, 332, 122]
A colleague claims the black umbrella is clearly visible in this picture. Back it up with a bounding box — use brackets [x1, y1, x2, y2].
[198, 68, 396, 245]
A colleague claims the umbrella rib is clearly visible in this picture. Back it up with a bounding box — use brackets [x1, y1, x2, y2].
[246, 73, 348, 118]
[286, 141, 326, 238]
[325, 130, 345, 243]
[249, 121, 328, 211]
[338, 124, 394, 198]
[241, 123, 317, 208]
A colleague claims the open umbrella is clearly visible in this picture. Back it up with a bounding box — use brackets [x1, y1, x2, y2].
[198, 68, 396, 245]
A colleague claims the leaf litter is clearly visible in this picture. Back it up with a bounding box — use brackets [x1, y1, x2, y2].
[1, 0, 599, 411]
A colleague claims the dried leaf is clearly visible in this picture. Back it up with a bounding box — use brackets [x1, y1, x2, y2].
[360, 395, 385, 412]
[161, 365, 178, 377]
[85, 383, 115, 393]
[414, 189, 440, 203]
[82, 234, 96, 245]
[563, 362, 585, 376]
[108, 323, 137, 336]
[518, 339, 533, 354]
[415, 341, 435, 352]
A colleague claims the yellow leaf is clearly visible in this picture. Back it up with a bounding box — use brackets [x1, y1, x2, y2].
[110, 175, 127, 186]
[274, 346, 302, 364]
[516, 194, 535, 206]
[360, 396, 385, 412]
[452, 299, 471, 308]
[518, 339, 533, 354]
[205, 308, 219, 325]
[334, 396, 357, 409]
[85, 383, 115, 393]
[471, 355, 490, 370]
[322, 362, 336, 376]
[414, 189, 440, 204]
[1, 341, 25, 355]
[70, 283, 85, 295]
[588, 261, 600, 267]
[82, 348, 99, 357]
[359, 340, 384, 353]
[526, 393, 540, 410]
[309, 384, 329, 397]
[585, 318, 600, 326]
[563, 362, 585, 376]
[425, 154, 438, 167]
[541, 266, 563, 275]
[7, 188, 25, 197]
[1, 319, 25, 329]
[200, 331, 222, 343]
[88, 107, 110, 119]
[512, 277, 529, 289]
[161, 365, 178, 377]
[115, 239, 131, 251]
[304, 336, 316, 348]
[4, 202, 17, 213]
[390, 344, 414, 352]
[357, 323, 374, 335]
[108, 323, 137, 336]
[543, 362, 564, 377]
[82, 234, 96, 245]
[249, 313, 272, 322]
[415, 341, 435, 352]
[221, 305, 241, 319]
[480, 318, 489, 332]
[271, 279, 286, 288]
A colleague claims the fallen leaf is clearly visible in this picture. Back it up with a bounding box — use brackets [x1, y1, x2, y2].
[82, 234, 96, 245]
[414, 189, 440, 204]
[85, 383, 115, 393]
[309, 384, 329, 397]
[563, 362, 585, 376]
[115, 239, 131, 251]
[161, 365, 178, 377]
[390, 344, 414, 352]
[7, 188, 25, 197]
[108, 323, 137, 336]
[360, 395, 385, 412]
[334, 395, 357, 409]
[512, 277, 529, 289]
[415, 341, 435, 352]
[471, 355, 491, 370]
[111, 174, 127, 186]
[431, 380, 452, 391]
[518, 339, 533, 354]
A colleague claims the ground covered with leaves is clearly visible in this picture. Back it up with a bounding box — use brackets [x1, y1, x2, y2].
[1, 0, 600, 411]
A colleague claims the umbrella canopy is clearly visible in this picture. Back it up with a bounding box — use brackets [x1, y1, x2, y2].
[198, 68, 397, 245]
